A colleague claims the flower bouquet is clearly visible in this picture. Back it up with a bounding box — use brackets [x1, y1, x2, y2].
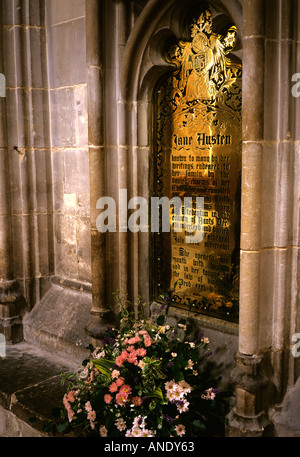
[59, 293, 225, 437]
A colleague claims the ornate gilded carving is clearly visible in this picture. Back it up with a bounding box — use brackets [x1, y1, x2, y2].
[154, 9, 242, 321]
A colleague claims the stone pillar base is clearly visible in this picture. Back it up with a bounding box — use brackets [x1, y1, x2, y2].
[226, 407, 271, 437]
[0, 280, 25, 344]
[226, 351, 272, 436]
[85, 308, 116, 348]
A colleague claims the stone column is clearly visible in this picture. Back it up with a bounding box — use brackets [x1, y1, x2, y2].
[0, 7, 24, 343]
[84, 0, 115, 345]
[226, 0, 271, 436]
[0, 142, 24, 343]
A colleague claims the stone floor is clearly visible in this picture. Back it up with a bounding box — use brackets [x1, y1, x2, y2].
[0, 341, 80, 437]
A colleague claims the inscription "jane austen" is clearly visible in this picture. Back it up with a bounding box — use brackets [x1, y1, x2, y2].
[173, 133, 232, 149]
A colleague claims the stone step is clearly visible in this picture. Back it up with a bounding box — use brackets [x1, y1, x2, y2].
[0, 341, 80, 437]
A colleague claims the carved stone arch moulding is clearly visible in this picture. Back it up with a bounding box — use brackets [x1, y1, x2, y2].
[120, 0, 243, 321]
[121, 0, 243, 103]
[118, 0, 242, 320]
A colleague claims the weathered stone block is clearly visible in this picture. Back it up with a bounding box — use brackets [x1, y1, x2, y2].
[50, 88, 77, 147]
[242, 38, 265, 142]
[54, 213, 78, 278]
[240, 142, 262, 251]
[29, 28, 47, 88]
[5, 89, 26, 148]
[31, 90, 51, 148]
[47, 18, 86, 89]
[63, 148, 90, 207]
[51, 150, 65, 212]
[243, 0, 265, 38]
[23, 280, 91, 362]
[46, 0, 85, 26]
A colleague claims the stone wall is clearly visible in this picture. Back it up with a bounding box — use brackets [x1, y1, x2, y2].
[23, 0, 92, 362]
[46, 0, 91, 285]
[0, 0, 92, 361]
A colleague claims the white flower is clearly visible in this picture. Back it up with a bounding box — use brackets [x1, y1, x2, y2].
[172, 386, 185, 400]
[112, 369, 120, 379]
[165, 380, 176, 391]
[178, 323, 187, 331]
[177, 401, 190, 413]
[133, 416, 147, 429]
[178, 380, 192, 393]
[138, 360, 145, 369]
[93, 349, 105, 359]
[201, 387, 216, 400]
[115, 418, 126, 431]
[175, 424, 186, 436]
[131, 427, 142, 437]
[140, 429, 154, 437]
[186, 359, 194, 370]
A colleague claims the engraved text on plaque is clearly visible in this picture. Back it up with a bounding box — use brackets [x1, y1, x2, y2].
[154, 9, 242, 321]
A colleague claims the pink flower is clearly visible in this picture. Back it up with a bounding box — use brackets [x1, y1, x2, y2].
[66, 390, 76, 403]
[116, 377, 125, 387]
[87, 409, 96, 429]
[104, 394, 113, 404]
[63, 395, 75, 422]
[138, 359, 145, 369]
[115, 350, 129, 366]
[109, 382, 118, 393]
[115, 418, 126, 431]
[115, 356, 124, 367]
[63, 394, 70, 409]
[121, 350, 129, 359]
[138, 330, 148, 335]
[127, 352, 138, 364]
[85, 401, 92, 412]
[67, 408, 75, 422]
[131, 396, 142, 406]
[99, 425, 108, 437]
[136, 348, 146, 357]
[128, 336, 140, 345]
[87, 410, 96, 421]
[144, 336, 152, 347]
[119, 384, 132, 395]
[116, 392, 128, 406]
[175, 424, 186, 436]
[112, 369, 120, 379]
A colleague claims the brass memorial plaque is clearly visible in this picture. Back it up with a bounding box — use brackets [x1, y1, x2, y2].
[154, 9, 241, 321]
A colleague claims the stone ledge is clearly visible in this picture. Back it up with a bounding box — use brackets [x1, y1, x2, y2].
[0, 341, 80, 437]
